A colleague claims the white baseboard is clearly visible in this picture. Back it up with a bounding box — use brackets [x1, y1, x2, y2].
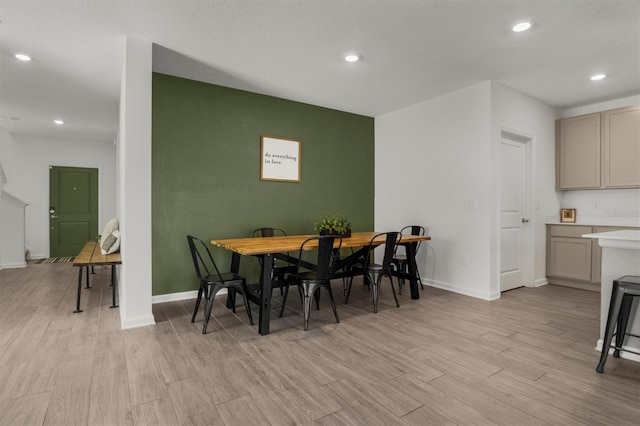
[120, 314, 156, 330]
[427, 279, 499, 301]
[533, 278, 548, 287]
[0, 261, 27, 269]
[152, 288, 229, 304]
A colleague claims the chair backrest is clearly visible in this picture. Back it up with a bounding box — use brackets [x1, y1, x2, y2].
[399, 225, 426, 252]
[297, 235, 343, 281]
[253, 227, 287, 238]
[367, 232, 401, 269]
[186, 235, 223, 282]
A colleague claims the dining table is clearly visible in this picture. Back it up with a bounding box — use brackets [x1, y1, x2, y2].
[211, 231, 431, 335]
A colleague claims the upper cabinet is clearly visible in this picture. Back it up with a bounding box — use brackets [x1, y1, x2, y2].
[557, 112, 601, 189]
[602, 106, 640, 188]
[556, 105, 640, 190]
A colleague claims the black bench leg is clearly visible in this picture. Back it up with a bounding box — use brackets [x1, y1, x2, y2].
[110, 264, 119, 308]
[85, 266, 91, 288]
[74, 267, 83, 313]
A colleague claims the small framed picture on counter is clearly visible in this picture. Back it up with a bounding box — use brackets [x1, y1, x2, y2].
[560, 208, 577, 223]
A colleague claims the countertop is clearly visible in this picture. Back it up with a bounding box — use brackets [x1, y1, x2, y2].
[545, 215, 640, 228]
[583, 229, 640, 250]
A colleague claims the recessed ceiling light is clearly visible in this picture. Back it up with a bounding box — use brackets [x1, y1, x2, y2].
[344, 53, 360, 63]
[512, 21, 532, 32]
[590, 74, 606, 81]
[15, 53, 31, 61]
[54, 119, 64, 125]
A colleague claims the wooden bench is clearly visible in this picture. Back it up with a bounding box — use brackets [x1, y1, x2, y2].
[72, 241, 122, 313]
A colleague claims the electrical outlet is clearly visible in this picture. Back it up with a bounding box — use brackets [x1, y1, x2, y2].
[464, 198, 476, 210]
[461, 253, 469, 265]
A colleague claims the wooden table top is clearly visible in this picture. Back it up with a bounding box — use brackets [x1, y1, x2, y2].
[211, 231, 430, 256]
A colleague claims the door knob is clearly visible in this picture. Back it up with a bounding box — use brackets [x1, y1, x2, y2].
[521, 218, 530, 223]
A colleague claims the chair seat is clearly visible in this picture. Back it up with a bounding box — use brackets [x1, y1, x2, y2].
[366, 263, 383, 272]
[272, 264, 297, 278]
[204, 272, 243, 284]
[299, 270, 330, 283]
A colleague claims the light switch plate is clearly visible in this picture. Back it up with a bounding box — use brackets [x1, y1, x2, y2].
[464, 198, 476, 210]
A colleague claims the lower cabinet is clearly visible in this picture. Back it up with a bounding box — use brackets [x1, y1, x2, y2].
[546, 225, 637, 291]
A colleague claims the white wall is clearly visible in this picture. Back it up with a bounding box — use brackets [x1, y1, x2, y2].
[0, 132, 116, 258]
[375, 81, 494, 299]
[490, 82, 559, 288]
[375, 81, 559, 301]
[118, 37, 155, 329]
[0, 128, 9, 163]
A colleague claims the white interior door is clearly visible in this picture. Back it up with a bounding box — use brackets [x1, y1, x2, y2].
[500, 135, 529, 292]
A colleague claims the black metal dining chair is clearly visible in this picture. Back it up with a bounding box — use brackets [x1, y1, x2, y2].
[345, 232, 401, 313]
[186, 235, 254, 334]
[252, 227, 297, 282]
[284, 235, 342, 331]
[392, 225, 426, 294]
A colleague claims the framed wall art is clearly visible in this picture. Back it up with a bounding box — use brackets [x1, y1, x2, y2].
[260, 135, 301, 182]
[560, 208, 577, 223]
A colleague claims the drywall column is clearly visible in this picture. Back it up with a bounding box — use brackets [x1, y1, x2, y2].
[0, 191, 28, 269]
[118, 37, 155, 329]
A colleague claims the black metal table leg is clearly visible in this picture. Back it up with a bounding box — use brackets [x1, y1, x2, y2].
[110, 264, 119, 308]
[226, 252, 241, 309]
[406, 242, 420, 299]
[258, 254, 273, 335]
[74, 267, 83, 313]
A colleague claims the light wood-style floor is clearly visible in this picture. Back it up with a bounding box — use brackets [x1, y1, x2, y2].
[1, 262, 639, 425]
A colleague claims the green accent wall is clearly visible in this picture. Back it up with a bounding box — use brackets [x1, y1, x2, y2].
[152, 72, 375, 295]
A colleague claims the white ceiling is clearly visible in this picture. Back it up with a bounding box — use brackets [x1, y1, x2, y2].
[1, 0, 639, 142]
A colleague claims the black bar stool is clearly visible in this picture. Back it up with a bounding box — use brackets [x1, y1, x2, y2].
[596, 275, 640, 373]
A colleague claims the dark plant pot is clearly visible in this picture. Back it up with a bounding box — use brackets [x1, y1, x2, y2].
[320, 228, 351, 238]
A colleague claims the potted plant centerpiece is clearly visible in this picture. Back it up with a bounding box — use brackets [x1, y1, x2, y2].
[313, 213, 352, 238]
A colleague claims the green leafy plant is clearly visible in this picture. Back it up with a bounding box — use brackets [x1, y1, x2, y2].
[313, 213, 352, 236]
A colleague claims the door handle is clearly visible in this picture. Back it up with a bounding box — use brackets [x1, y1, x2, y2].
[51, 215, 58, 219]
[521, 218, 529, 224]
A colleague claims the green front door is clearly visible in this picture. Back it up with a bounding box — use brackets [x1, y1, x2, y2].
[49, 166, 98, 257]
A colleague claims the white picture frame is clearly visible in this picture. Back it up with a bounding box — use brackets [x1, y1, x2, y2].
[260, 135, 301, 182]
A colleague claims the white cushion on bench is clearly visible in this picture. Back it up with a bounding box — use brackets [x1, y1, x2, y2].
[100, 217, 119, 243]
[101, 229, 121, 255]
